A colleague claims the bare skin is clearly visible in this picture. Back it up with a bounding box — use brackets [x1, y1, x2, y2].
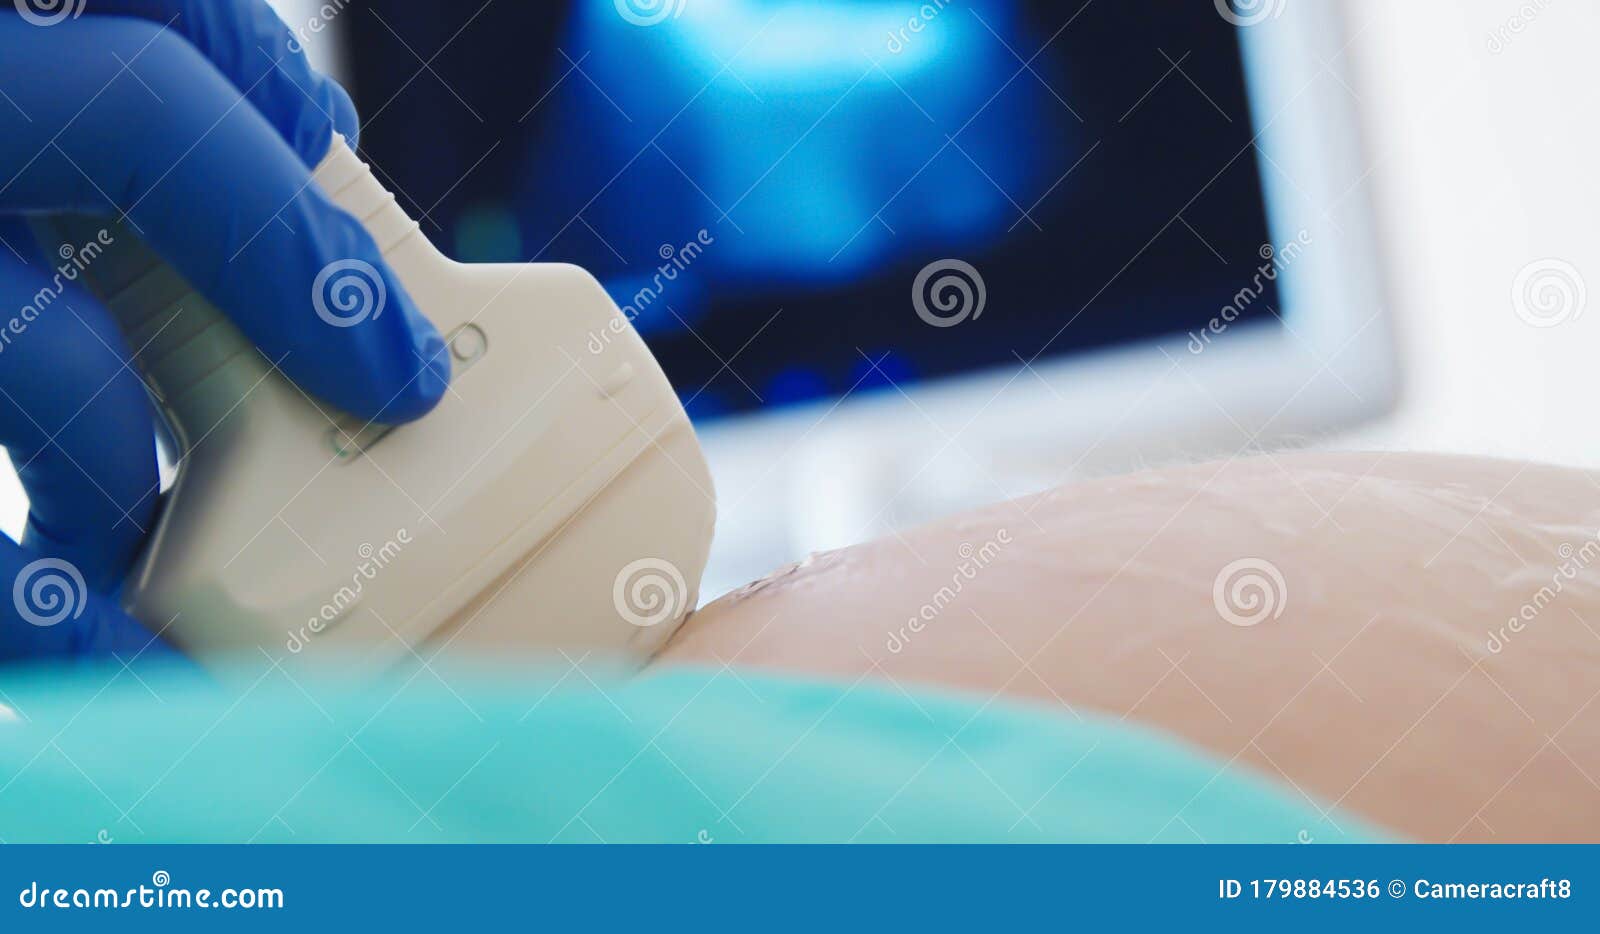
[654, 452, 1600, 842]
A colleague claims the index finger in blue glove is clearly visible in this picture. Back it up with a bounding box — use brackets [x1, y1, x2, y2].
[14, 0, 361, 163]
[0, 15, 449, 423]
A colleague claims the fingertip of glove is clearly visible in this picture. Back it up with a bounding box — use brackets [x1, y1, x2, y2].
[327, 80, 362, 151]
[291, 79, 361, 169]
[380, 326, 452, 424]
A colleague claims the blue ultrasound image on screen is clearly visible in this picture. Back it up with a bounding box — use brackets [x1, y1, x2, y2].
[348, 1, 1277, 420]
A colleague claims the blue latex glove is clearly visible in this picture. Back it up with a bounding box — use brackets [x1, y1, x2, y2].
[0, 2, 450, 662]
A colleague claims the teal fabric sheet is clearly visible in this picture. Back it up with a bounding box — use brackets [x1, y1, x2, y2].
[0, 661, 1386, 843]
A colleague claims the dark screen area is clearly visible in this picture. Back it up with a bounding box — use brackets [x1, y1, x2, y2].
[345, 1, 1278, 419]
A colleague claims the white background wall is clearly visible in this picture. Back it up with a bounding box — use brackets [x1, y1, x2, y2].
[266, 0, 345, 77]
[1333, 0, 1600, 465]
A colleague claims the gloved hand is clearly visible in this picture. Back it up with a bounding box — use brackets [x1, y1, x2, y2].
[0, 1, 450, 662]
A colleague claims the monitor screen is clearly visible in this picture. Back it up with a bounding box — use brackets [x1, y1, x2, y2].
[345, 0, 1280, 420]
